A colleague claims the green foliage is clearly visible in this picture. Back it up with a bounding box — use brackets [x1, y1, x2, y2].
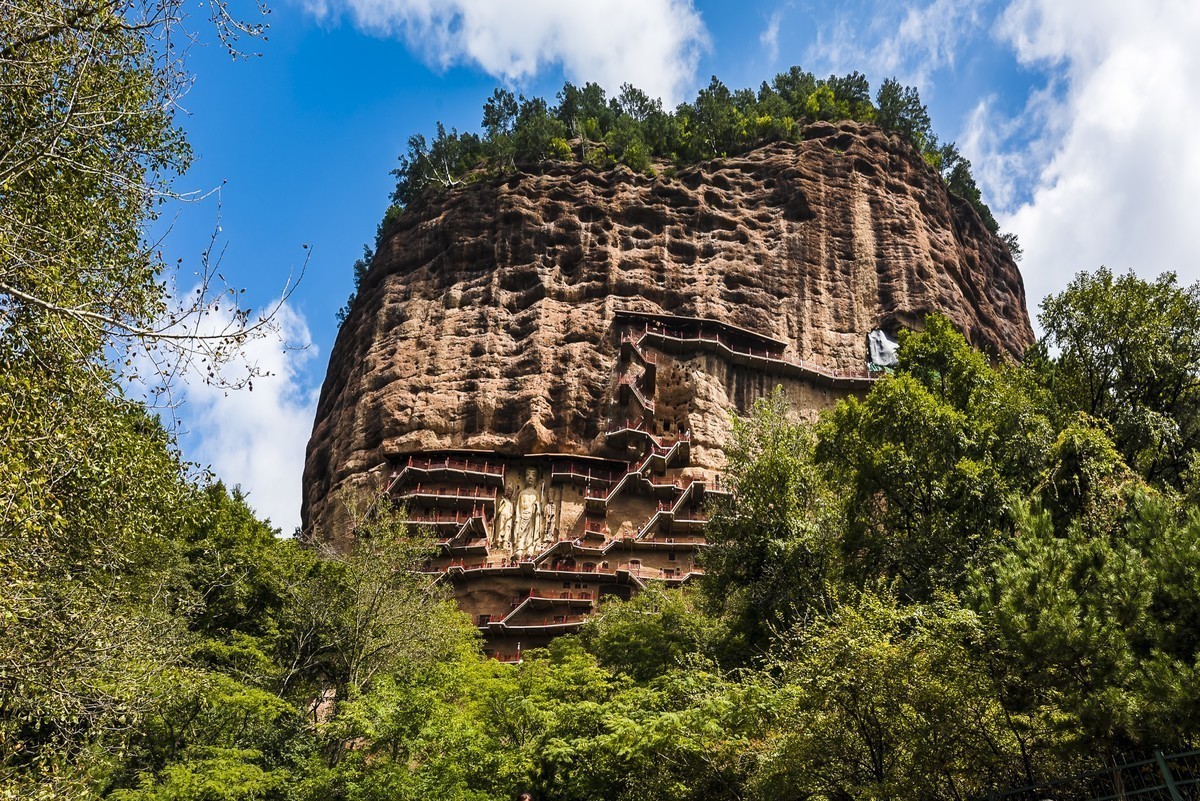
[974, 494, 1200, 767]
[580, 586, 718, 680]
[0, 356, 193, 795]
[384, 66, 1010, 252]
[3, 16, 1194, 789]
[946, 155, 1001, 234]
[875, 77, 933, 147]
[604, 116, 654, 174]
[702, 390, 845, 658]
[1037, 267, 1200, 489]
[1039, 415, 1139, 534]
[694, 299, 1200, 794]
[391, 123, 485, 207]
[756, 594, 1019, 799]
[301, 510, 478, 696]
[814, 316, 1053, 600]
[335, 245, 374, 326]
[512, 96, 569, 165]
[0, 0, 189, 375]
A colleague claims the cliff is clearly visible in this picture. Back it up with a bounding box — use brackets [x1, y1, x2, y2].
[302, 120, 1032, 540]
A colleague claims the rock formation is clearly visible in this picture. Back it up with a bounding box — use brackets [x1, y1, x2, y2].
[302, 120, 1033, 655]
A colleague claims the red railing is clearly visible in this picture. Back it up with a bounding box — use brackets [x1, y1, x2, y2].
[503, 615, 587, 628]
[441, 557, 517, 571]
[604, 418, 691, 449]
[618, 373, 656, 411]
[584, 480, 619, 501]
[621, 332, 658, 364]
[524, 588, 592, 601]
[543, 561, 615, 574]
[582, 446, 691, 505]
[395, 484, 498, 503]
[402, 455, 505, 476]
[550, 461, 621, 484]
[638, 324, 876, 383]
[603, 417, 648, 439]
[618, 562, 704, 579]
[406, 507, 490, 527]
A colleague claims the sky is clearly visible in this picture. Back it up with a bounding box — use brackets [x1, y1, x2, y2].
[160, 0, 1200, 533]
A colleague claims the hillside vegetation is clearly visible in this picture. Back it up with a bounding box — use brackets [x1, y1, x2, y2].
[2, 0, 1196, 796]
[7, 262, 1200, 799]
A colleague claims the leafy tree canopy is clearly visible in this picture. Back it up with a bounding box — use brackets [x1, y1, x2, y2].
[1036, 267, 1200, 489]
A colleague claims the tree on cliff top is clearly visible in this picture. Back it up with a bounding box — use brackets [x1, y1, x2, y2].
[383, 69, 1015, 264]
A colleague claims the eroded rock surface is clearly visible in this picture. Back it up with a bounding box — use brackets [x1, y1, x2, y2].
[303, 120, 1032, 539]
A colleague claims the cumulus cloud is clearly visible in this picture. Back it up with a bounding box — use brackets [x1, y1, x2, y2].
[305, 0, 710, 105]
[982, 0, 1200, 315]
[174, 301, 319, 534]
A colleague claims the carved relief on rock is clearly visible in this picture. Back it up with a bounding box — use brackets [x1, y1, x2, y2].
[512, 467, 544, 557]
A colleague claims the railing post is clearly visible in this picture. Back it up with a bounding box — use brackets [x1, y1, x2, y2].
[1155, 750, 1184, 801]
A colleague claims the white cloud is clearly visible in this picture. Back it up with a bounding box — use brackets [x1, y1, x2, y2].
[305, 0, 710, 105]
[761, 9, 783, 64]
[958, 83, 1062, 213]
[983, 0, 1200, 318]
[807, 0, 986, 91]
[175, 301, 319, 534]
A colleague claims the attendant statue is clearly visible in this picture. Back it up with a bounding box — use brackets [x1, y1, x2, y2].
[492, 491, 514, 552]
[513, 468, 543, 557]
[543, 501, 556, 547]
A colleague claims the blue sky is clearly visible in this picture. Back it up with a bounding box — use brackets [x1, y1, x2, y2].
[161, 0, 1200, 532]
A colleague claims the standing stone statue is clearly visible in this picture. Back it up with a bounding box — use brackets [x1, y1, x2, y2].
[543, 498, 556, 547]
[513, 467, 543, 557]
[492, 491, 514, 552]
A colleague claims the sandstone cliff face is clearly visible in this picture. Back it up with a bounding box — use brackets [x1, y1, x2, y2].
[303, 120, 1033, 538]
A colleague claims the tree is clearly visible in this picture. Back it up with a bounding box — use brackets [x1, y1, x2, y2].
[391, 124, 484, 207]
[827, 71, 874, 121]
[553, 81, 615, 141]
[0, 0, 294, 405]
[604, 116, 653, 173]
[875, 77, 932, 147]
[769, 66, 818, 118]
[815, 316, 1053, 600]
[335, 245, 374, 326]
[754, 594, 1019, 800]
[1037, 268, 1200, 489]
[682, 76, 739, 159]
[287, 500, 477, 699]
[975, 500, 1158, 771]
[481, 87, 520, 170]
[580, 586, 716, 681]
[702, 390, 845, 658]
[0, 0, 308, 793]
[615, 83, 661, 122]
[512, 96, 569, 165]
[945, 156, 1001, 234]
